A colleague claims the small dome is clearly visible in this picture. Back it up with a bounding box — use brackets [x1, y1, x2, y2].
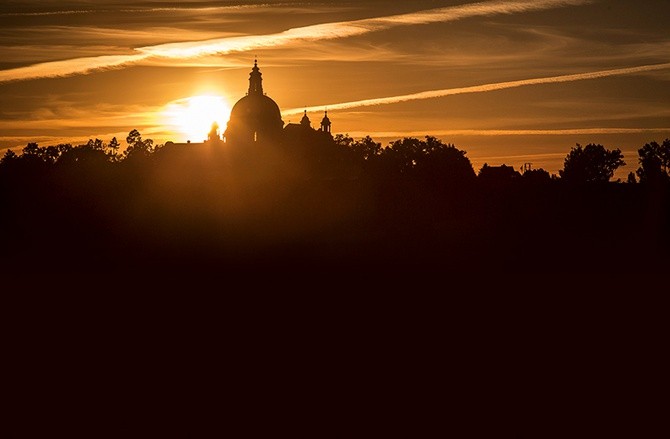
[300, 110, 311, 127]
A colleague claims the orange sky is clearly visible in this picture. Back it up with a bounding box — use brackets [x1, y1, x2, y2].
[1, 0, 669, 178]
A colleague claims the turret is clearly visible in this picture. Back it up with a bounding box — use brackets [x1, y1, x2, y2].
[300, 110, 311, 128]
[320, 110, 331, 134]
[208, 121, 220, 142]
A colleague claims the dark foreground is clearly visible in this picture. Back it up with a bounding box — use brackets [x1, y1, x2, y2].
[2, 148, 668, 438]
[2, 156, 668, 277]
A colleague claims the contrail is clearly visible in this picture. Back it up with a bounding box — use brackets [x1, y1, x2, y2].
[0, 4, 262, 17]
[0, 10, 94, 16]
[138, 0, 591, 59]
[0, 0, 590, 82]
[346, 128, 670, 138]
[282, 63, 670, 116]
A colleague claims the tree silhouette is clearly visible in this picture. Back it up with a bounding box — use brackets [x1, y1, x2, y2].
[351, 135, 382, 161]
[124, 129, 158, 160]
[559, 143, 625, 184]
[415, 136, 475, 184]
[478, 163, 520, 181]
[334, 135, 383, 176]
[0, 149, 23, 175]
[22, 142, 40, 157]
[108, 137, 121, 161]
[521, 168, 552, 184]
[636, 139, 670, 183]
[1, 149, 17, 164]
[2, 131, 669, 277]
[9, 142, 71, 171]
[377, 136, 474, 182]
[58, 140, 109, 166]
[333, 134, 354, 148]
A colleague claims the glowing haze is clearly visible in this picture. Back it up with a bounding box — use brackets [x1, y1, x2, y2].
[1, 0, 668, 177]
[163, 96, 231, 142]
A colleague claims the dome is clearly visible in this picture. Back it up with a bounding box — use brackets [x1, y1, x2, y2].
[229, 93, 283, 130]
[224, 60, 284, 143]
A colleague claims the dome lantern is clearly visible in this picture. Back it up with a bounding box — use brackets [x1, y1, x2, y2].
[248, 58, 263, 95]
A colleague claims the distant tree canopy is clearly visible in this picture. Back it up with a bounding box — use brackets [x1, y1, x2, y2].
[3, 130, 669, 190]
[637, 138, 670, 184]
[521, 168, 552, 184]
[0, 132, 148, 173]
[334, 134, 382, 161]
[330, 134, 476, 182]
[124, 129, 158, 160]
[478, 163, 521, 183]
[559, 143, 625, 184]
[372, 136, 476, 183]
[2, 130, 669, 275]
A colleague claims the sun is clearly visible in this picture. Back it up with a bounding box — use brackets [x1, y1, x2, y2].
[164, 95, 231, 142]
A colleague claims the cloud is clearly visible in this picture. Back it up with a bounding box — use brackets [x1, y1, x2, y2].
[0, 4, 264, 17]
[0, 26, 227, 65]
[138, 0, 591, 58]
[0, 54, 148, 83]
[0, 0, 591, 82]
[282, 63, 670, 115]
[346, 128, 670, 138]
[0, 101, 160, 131]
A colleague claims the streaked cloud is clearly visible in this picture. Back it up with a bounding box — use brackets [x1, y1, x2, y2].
[0, 54, 148, 83]
[0, 103, 159, 131]
[0, 0, 591, 82]
[283, 63, 670, 115]
[0, 4, 263, 17]
[138, 0, 591, 58]
[347, 128, 670, 138]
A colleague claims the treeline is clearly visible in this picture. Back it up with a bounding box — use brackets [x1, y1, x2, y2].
[1, 130, 668, 274]
[3, 129, 670, 184]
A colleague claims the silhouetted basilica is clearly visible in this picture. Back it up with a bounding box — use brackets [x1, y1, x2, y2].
[168, 60, 331, 147]
[222, 60, 331, 145]
[223, 60, 284, 143]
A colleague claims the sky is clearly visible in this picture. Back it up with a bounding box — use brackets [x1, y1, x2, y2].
[1, 0, 669, 178]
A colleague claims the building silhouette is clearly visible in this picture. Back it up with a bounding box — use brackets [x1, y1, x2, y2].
[223, 60, 332, 145]
[223, 59, 284, 144]
[166, 60, 332, 147]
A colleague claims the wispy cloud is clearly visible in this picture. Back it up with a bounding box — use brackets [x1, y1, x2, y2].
[0, 103, 159, 131]
[138, 0, 591, 58]
[0, 54, 148, 83]
[0, 4, 263, 17]
[283, 63, 670, 115]
[0, 0, 591, 83]
[348, 128, 670, 138]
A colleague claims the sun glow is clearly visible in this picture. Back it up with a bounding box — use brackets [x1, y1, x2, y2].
[164, 95, 231, 142]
